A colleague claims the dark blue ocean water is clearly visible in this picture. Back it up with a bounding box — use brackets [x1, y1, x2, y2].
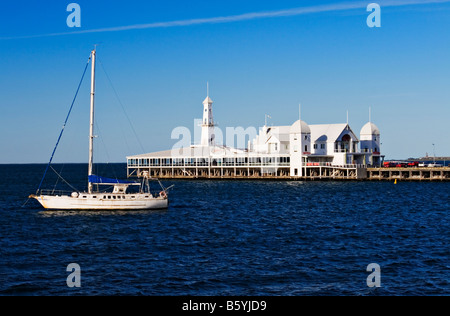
[0, 164, 448, 296]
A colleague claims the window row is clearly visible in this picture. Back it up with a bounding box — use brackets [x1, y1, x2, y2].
[128, 157, 291, 167]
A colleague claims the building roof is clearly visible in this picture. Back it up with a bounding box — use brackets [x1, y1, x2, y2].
[264, 126, 291, 142]
[127, 149, 176, 159]
[360, 122, 380, 136]
[203, 96, 213, 104]
[290, 120, 311, 134]
[127, 145, 247, 159]
[309, 124, 356, 143]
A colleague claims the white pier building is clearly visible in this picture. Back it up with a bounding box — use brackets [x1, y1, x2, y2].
[127, 92, 383, 180]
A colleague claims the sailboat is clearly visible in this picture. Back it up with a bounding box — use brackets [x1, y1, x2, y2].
[29, 49, 170, 210]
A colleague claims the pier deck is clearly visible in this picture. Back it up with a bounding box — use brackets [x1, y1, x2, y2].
[367, 167, 450, 181]
[128, 163, 450, 181]
[128, 164, 367, 180]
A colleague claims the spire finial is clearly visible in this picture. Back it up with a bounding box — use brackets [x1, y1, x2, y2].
[299, 103, 302, 122]
[369, 106, 372, 123]
[207, 81, 209, 97]
[346, 110, 349, 130]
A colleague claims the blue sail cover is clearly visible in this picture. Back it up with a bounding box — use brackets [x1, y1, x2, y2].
[88, 175, 136, 184]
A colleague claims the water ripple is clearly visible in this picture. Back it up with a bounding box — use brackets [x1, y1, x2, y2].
[0, 165, 449, 295]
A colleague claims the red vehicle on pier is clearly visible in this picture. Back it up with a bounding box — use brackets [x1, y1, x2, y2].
[383, 161, 419, 168]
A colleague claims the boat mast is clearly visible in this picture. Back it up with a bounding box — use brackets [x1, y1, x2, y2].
[88, 49, 96, 194]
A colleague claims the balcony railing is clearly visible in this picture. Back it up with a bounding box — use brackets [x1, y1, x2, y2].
[306, 162, 366, 168]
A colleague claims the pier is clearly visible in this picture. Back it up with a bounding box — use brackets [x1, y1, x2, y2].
[367, 167, 450, 181]
[126, 87, 450, 183]
[128, 159, 450, 181]
[127, 160, 367, 181]
[127, 91, 386, 183]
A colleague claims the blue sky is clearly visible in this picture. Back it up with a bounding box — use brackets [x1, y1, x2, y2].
[1, 0, 450, 163]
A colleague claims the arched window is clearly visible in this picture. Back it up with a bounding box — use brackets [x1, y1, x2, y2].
[342, 134, 351, 142]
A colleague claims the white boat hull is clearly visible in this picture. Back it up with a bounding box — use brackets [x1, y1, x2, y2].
[31, 193, 168, 210]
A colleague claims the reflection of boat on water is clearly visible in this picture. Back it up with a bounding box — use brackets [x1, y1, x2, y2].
[29, 49, 170, 210]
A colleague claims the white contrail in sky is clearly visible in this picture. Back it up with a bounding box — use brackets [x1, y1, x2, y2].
[1, 0, 449, 40]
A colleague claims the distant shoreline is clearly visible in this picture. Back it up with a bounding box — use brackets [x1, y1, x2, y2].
[406, 157, 450, 161]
